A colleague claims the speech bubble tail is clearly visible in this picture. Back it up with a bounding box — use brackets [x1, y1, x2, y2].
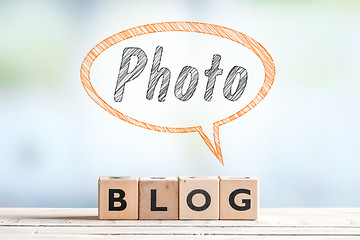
[197, 122, 224, 166]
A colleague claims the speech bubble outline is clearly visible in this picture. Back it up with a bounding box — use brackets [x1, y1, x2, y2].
[80, 21, 275, 165]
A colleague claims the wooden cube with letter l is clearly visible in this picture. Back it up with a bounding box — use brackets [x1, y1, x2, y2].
[98, 176, 139, 220]
[179, 176, 219, 220]
[219, 176, 258, 220]
[139, 177, 178, 220]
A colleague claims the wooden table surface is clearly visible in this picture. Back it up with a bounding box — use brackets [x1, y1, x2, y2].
[0, 208, 360, 239]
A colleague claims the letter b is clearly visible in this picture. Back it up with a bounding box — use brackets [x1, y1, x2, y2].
[109, 189, 127, 211]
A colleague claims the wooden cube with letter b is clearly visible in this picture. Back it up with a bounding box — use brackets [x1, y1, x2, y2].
[179, 176, 219, 220]
[219, 176, 258, 220]
[139, 177, 178, 220]
[98, 176, 138, 220]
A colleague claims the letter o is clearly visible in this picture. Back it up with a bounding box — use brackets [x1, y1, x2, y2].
[186, 189, 211, 211]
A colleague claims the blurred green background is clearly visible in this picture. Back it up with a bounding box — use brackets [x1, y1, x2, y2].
[0, 0, 360, 207]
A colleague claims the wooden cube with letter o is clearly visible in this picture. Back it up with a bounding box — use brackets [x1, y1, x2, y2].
[98, 176, 258, 220]
[179, 176, 219, 220]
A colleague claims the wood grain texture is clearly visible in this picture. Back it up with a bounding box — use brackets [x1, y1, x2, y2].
[1, 208, 360, 239]
[98, 176, 138, 220]
[219, 176, 258, 220]
[179, 176, 219, 220]
[139, 177, 178, 220]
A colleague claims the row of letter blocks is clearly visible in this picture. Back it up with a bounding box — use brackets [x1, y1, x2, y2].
[99, 176, 258, 220]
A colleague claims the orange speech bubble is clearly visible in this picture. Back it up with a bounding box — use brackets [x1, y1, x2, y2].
[80, 22, 275, 165]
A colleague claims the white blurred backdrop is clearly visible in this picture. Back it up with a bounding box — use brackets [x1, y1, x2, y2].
[0, 0, 360, 207]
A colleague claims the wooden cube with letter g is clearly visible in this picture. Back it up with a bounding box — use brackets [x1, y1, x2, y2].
[219, 176, 258, 220]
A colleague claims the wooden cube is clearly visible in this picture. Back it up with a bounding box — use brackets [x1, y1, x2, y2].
[98, 176, 138, 220]
[179, 176, 219, 220]
[139, 177, 178, 220]
[219, 176, 258, 220]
